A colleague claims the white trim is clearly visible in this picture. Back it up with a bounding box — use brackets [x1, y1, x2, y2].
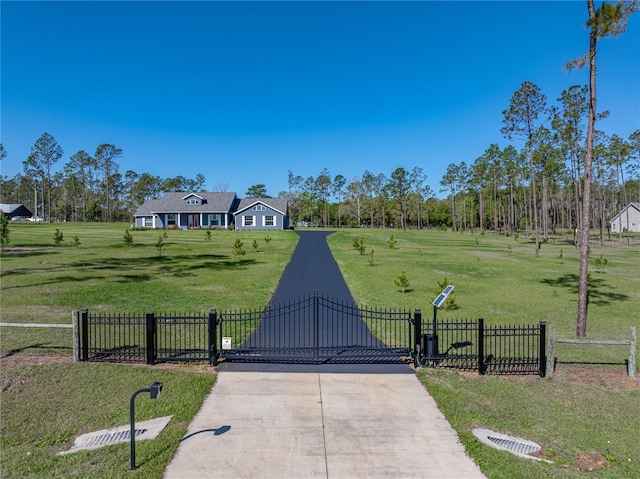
[181, 193, 204, 200]
[235, 200, 285, 216]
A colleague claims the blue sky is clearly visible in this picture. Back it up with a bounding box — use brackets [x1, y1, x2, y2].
[1, 1, 638, 199]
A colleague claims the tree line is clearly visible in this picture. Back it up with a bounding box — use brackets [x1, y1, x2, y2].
[0, 105, 637, 234]
[0, 139, 207, 223]
[1, 5, 637, 245]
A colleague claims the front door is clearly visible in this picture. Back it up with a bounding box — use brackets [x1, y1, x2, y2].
[187, 214, 200, 228]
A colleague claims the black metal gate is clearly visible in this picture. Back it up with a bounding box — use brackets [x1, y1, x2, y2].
[217, 294, 414, 364]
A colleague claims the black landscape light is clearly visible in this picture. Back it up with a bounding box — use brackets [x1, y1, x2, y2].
[130, 382, 163, 470]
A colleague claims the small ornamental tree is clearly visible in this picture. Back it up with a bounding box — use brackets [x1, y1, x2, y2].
[394, 271, 409, 294]
[232, 238, 245, 260]
[252, 239, 259, 252]
[53, 229, 64, 246]
[387, 235, 397, 249]
[594, 253, 608, 273]
[205, 230, 212, 242]
[72, 235, 81, 249]
[264, 235, 272, 244]
[0, 215, 9, 250]
[124, 229, 133, 247]
[156, 235, 165, 256]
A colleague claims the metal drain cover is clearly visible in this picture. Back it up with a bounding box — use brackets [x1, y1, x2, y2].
[58, 415, 172, 455]
[472, 428, 552, 462]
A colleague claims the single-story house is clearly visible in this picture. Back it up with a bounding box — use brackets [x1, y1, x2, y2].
[133, 192, 290, 230]
[133, 192, 238, 229]
[610, 202, 640, 233]
[0, 203, 33, 220]
[233, 198, 290, 230]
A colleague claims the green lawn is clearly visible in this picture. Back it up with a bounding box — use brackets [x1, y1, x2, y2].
[1, 223, 639, 479]
[1, 222, 298, 354]
[417, 367, 640, 479]
[0, 361, 215, 479]
[327, 228, 639, 367]
[329, 228, 639, 479]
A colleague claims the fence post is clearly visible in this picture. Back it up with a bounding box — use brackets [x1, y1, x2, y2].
[413, 309, 422, 361]
[209, 309, 218, 367]
[629, 327, 637, 378]
[146, 312, 155, 366]
[539, 321, 547, 378]
[81, 309, 89, 361]
[478, 318, 485, 375]
[72, 311, 80, 362]
[546, 324, 556, 378]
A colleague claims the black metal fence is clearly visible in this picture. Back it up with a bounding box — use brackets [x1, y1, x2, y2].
[80, 310, 215, 365]
[417, 313, 546, 376]
[217, 295, 413, 364]
[78, 300, 546, 375]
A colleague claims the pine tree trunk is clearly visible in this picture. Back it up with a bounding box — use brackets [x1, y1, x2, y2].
[577, 0, 597, 338]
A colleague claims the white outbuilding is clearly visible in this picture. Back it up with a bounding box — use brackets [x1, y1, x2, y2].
[610, 202, 640, 233]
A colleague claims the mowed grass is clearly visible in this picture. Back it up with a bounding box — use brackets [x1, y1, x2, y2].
[1, 222, 298, 353]
[0, 361, 216, 479]
[327, 229, 639, 367]
[2, 224, 639, 479]
[329, 228, 639, 479]
[1, 222, 296, 478]
[417, 368, 640, 479]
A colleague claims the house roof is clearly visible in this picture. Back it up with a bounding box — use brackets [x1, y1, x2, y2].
[609, 202, 640, 223]
[233, 198, 288, 216]
[0, 203, 33, 216]
[134, 192, 238, 216]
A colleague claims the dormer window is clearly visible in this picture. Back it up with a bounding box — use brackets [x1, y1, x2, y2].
[186, 198, 200, 205]
[252, 204, 266, 211]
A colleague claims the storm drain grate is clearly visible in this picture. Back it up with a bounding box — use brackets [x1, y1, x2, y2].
[486, 435, 538, 455]
[472, 428, 552, 463]
[85, 428, 148, 447]
[58, 416, 172, 455]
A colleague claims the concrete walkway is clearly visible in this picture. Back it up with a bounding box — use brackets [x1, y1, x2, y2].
[164, 372, 486, 479]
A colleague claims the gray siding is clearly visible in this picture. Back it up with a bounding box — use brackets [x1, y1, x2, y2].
[236, 205, 284, 230]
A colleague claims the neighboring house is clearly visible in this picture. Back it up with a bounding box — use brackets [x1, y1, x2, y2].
[133, 192, 238, 229]
[0, 203, 33, 219]
[233, 198, 289, 231]
[133, 192, 290, 230]
[610, 202, 640, 233]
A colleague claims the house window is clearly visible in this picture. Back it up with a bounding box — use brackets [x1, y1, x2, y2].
[143, 216, 153, 227]
[186, 198, 200, 205]
[167, 214, 176, 226]
[264, 215, 275, 227]
[252, 205, 266, 211]
[243, 216, 254, 227]
[209, 214, 219, 226]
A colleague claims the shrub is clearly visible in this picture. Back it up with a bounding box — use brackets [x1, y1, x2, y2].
[156, 235, 165, 256]
[232, 238, 245, 260]
[53, 229, 64, 246]
[0, 215, 9, 250]
[124, 229, 133, 247]
[394, 271, 409, 293]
